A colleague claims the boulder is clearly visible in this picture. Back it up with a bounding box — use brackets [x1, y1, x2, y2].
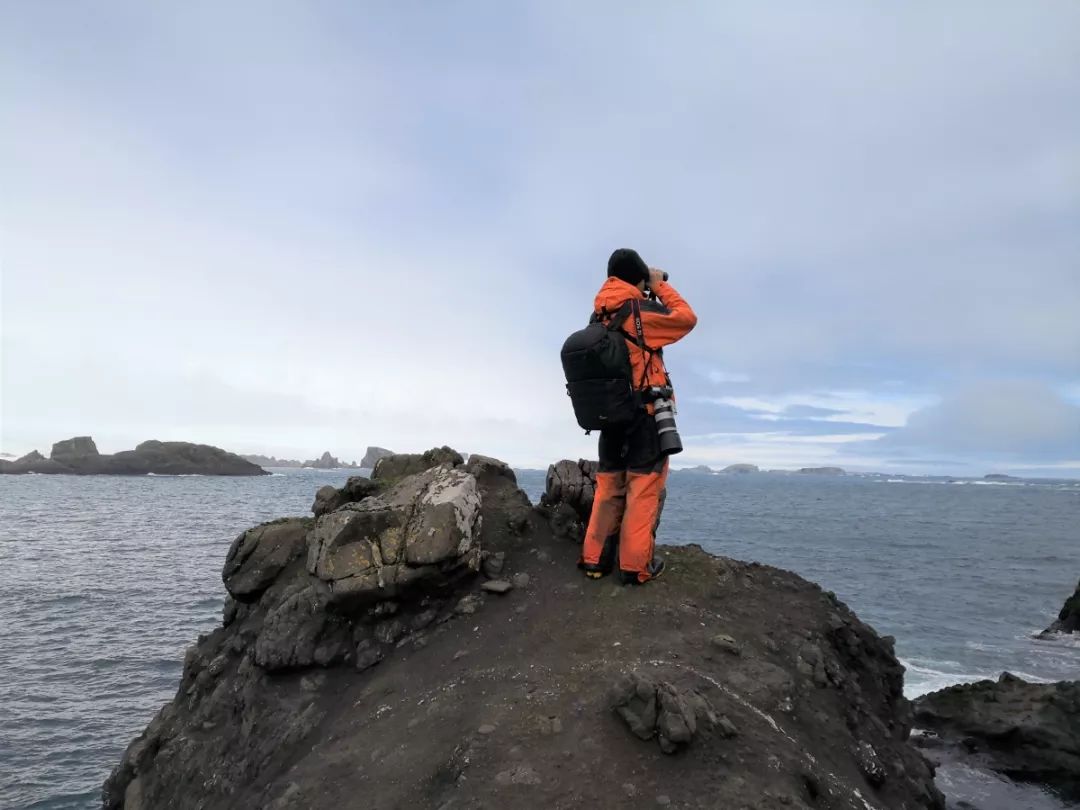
[913, 673, 1080, 798]
[371, 447, 464, 481]
[1041, 580, 1080, 635]
[307, 465, 482, 606]
[540, 459, 598, 523]
[463, 454, 517, 486]
[310, 476, 381, 518]
[360, 446, 394, 469]
[222, 518, 312, 601]
[609, 672, 707, 754]
[542, 458, 666, 535]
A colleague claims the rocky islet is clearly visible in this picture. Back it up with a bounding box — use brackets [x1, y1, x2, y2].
[0, 436, 266, 476]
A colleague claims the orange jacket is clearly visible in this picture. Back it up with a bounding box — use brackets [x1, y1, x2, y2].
[593, 277, 697, 392]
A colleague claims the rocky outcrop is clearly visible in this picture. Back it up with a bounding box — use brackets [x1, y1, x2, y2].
[103, 446, 944, 810]
[0, 437, 267, 476]
[541, 458, 666, 546]
[1041, 580, 1080, 635]
[371, 446, 463, 481]
[360, 446, 393, 469]
[51, 435, 100, 463]
[799, 467, 846, 475]
[913, 673, 1080, 799]
[983, 473, 1021, 482]
[303, 452, 359, 469]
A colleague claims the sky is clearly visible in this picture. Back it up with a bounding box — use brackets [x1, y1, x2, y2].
[1, 2, 1078, 474]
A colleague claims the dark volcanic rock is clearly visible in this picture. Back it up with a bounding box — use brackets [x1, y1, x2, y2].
[223, 518, 312, 601]
[541, 458, 666, 544]
[1041, 579, 1080, 635]
[913, 673, 1080, 798]
[310, 476, 380, 518]
[371, 446, 464, 481]
[360, 446, 393, 469]
[0, 436, 267, 476]
[103, 449, 944, 810]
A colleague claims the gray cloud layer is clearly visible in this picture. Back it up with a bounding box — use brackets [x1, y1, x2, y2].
[1, 3, 1078, 471]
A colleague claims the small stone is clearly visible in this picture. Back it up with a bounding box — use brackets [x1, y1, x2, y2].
[482, 580, 514, 595]
[453, 649, 468, 660]
[717, 715, 738, 738]
[656, 796, 671, 806]
[300, 674, 326, 692]
[511, 572, 530, 589]
[623, 783, 638, 797]
[514, 605, 527, 615]
[478, 724, 497, 735]
[537, 550, 551, 563]
[710, 634, 741, 656]
[483, 551, 506, 578]
[455, 594, 482, 615]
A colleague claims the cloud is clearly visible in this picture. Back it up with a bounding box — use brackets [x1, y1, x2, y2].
[871, 381, 1080, 462]
[1, 4, 1078, 473]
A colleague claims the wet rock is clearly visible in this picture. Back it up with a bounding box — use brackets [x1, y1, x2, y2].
[913, 673, 1080, 798]
[1041, 579, 1080, 635]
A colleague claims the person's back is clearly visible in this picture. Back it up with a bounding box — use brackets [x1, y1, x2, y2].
[578, 248, 697, 584]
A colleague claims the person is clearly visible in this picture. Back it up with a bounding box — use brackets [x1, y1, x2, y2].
[579, 248, 697, 584]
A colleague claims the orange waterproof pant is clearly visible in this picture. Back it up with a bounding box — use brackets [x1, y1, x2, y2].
[581, 457, 669, 583]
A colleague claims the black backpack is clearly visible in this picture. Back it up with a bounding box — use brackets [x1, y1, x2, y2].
[561, 300, 646, 431]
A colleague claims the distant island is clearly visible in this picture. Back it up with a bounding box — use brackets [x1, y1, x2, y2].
[984, 473, 1021, 482]
[797, 466, 846, 475]
[241, 446, 394, 470]
[675, 463, 761, 475]
[0, 436, 266, 476]
[722, 463, 759, 474]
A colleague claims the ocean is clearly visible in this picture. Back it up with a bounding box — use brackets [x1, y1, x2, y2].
[1, 468, 1078, 809]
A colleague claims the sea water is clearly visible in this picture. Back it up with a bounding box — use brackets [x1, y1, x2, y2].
[1, 469, 1078, 809]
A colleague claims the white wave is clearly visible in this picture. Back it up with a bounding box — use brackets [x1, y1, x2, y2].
[900, 658, 997, 698]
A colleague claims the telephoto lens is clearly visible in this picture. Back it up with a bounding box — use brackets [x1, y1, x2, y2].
[652, 396, 683, 455]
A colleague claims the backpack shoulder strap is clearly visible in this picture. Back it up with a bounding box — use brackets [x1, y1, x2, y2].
[591, 301, 634, 328]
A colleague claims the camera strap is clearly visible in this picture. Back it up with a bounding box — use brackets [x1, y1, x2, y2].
[629, 300, 654, 391]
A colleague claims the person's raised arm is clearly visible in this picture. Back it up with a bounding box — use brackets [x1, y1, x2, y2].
[640, 268, 697, 347]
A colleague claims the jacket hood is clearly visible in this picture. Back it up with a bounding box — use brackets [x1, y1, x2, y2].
[594, 277, 645, 315]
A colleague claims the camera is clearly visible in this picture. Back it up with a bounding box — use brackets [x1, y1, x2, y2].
[643, 385, 683, 456]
